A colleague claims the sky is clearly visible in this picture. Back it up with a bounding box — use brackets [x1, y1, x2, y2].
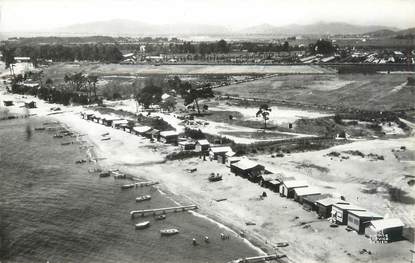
[0, 0, 414, 32]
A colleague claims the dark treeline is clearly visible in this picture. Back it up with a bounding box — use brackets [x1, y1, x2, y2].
[1, 44, 123, 66]
[9, 71, 101, 106]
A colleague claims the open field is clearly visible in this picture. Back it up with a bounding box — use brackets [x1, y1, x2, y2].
[43, 62, 333, 76]
[216, 73, 415, 111]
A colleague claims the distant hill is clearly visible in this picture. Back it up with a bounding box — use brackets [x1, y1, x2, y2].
[364, 27, 415, 38]
[239, 22, 397, 35]
[54, 19, 230, 36]
[363, 29, 396, 37]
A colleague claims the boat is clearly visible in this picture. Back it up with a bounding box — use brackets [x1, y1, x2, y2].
[101, 137, 111, 141]
[53, 134, 63, 138]
[276, 242, 289, 247]
[208, 174, 222, 182]
[99, 172, 111, 178]
[101, 132, 110, 136]
[160, 228, 179, 236]
[61, 142, 72, 146]
[135, 195, 151, 202]
[121, 184, 135, 189]
[155, 215, 166, 220]
[34, 127, 45, 131]
[135, 221, 150, 230]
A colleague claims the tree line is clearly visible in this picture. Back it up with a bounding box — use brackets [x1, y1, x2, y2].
[1, 44, 123, 67]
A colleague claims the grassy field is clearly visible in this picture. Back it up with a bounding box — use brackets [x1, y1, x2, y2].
[216, 73, 415, 111]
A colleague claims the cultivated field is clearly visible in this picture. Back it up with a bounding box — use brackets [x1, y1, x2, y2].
[216, 73, 415, 111]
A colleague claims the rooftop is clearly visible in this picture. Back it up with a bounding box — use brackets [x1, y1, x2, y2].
[160, 130, 179, 137]
[133, 126, 152, 133]
[348, 210, 383, 218]
[370, 218, 404, 230]
[316, 197, 349, 207]
[231, 158, 264, 171]
[210, 146, 233, 154]
[197, 139, 210, 145]
[283, 180, 308, 188]
[294, 187, 321, 197]
[333, 203, 366, 212]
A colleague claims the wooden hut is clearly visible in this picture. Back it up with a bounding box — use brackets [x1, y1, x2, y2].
[179, 141, 196, 151]
[102, 116, 122, 126]
[315, 198, 349, 218]
[230, 159, 265, 182]
[347, 210, 383, 234]
[280, 180, 308, 198]
[195, 139, 210, 152]
[132, 126, 152, 136]
[159, 130, 179, 144]
[3, 101, 13, 106]
[111, 119, 129, 129]
[365, 218, 404, 242]
[209, 146, 233, 162]
[226, 156, 241, 167]
[259, 174, 283, 193]
[294, 187, 321, 203]
[331, 203, 366, 225]
[302, 194, 330, 212]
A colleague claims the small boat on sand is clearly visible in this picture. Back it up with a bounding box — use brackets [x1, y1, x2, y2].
[34, 127, 45, 131]
[160, 229, 179, 236]
[121, 184, 135, 189]
[61, 142, 72, 146]
[101, 137, 111, 141]
[136, 195, 151, 202]
[99, 172, 111, 177]
[208, 174, 222, 182]
[135, 221, 150, 230]
[155, 215, 166, 220]
[53, 134, 63, 138]
[101, 132, 110, 136]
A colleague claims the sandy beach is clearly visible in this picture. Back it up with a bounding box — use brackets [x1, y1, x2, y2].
[1, 86, 414, 263]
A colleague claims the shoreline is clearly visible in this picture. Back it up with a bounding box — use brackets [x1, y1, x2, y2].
[50, 112, 275, 259]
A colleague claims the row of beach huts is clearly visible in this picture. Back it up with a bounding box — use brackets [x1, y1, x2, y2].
[80, 110, 405, 243]
[206, 146, 406, 243]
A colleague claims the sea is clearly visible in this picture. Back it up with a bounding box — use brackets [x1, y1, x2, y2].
[0, 117, 260, 263]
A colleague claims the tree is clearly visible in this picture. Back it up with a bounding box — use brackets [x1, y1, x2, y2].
[179, 82, 214, 114]
[135, 83, 163, 109]
[160, 96, 177, 112]
[87, 75, 98, 101]
[312, 39, 336, 55]
[256, 104, 272, 129]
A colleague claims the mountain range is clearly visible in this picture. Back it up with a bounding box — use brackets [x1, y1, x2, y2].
[9, 19, 410, 37]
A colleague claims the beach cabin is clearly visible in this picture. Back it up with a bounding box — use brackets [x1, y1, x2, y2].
[219, 150, 236, 164]
[259, 174, 283, 193]
[294, 187, 321, 203]
[230, 159, 265, 182]
[3, 101, 13, 106]
[280, 180, 308, 198]
[133, 126, 152, 136]
[347, 210, 383, 234]
[195, 139, 210, 152]
[102, 116, 122, 126]
[365, 218, 404, 242]
[179, 141, 196, 151]
[315, 198, 349, 218]
[302, 194, 331, 212]
[111, 119, 129, 129]
[159, 130, 179, 144]
[331, 203, 366, 225]
[25, 101, 36, 108]
[91, 113, 102, 123]
[209, 146, 233, 163]
[226, 156, 241, 168]
[147, 129, 160, 141]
